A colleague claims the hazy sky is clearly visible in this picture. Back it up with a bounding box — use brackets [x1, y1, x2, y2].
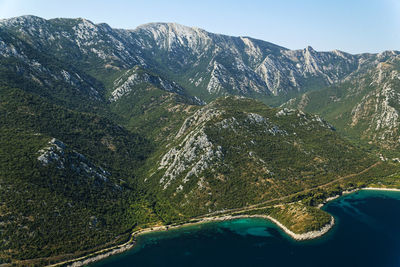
[0, 0, 398, 54]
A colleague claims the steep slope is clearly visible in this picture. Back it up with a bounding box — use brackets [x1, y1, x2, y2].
[0, 16, 379, 103]
[110, 66, 190, 101]
[0, 16, 140, 80]
[283, 51, 400, 153]
[0, 26, 105, 112]
[115, 23, 369, 98]
[141, 97, 374, 222]
[131, 22, 362, 98]
[0, 84, 156, 263]
[108, 65, 203, 143]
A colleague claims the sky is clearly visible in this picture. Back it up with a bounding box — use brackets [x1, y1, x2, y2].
[0, 0, 398, 54]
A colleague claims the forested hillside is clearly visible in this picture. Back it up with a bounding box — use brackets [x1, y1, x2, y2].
[0, 15, 399, 265]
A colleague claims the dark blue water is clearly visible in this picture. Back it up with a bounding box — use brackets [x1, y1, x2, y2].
[92, 190, 400, 267]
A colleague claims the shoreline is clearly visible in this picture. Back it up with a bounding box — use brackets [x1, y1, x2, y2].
[186, 214, 335, 241]
[363, 187, 400, 192]
[266, 216, 335, 241]
[317, 188, 359, 208]
[48, 186, 400, 267]
[53, 214, 334, 267]
[317, 187, 400, 209]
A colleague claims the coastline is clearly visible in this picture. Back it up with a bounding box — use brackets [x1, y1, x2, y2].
[48, 186, 400, 267]
[186, 214, 335, 241]
[317, 187, 400, 209]
[266, 216, 335, 241]
[363, 187, 400, 192]
[317, 188, 359, 208]
[51, 214, 335, 267]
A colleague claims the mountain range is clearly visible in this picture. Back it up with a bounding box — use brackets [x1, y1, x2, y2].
[0, 15, 399, 265]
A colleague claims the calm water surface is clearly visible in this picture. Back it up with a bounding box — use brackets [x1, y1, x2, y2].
[92, 190, 400, 267]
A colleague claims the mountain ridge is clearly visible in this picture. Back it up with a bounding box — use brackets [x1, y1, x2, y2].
[2, 15, 397, 101]
[3, 15, 397, 55]
[283, 52, 400, 153]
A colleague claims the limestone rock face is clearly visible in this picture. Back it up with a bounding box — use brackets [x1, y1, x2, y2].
[37, 138, 121, 190]
[2, 15, 393, 103]
[283, 52, 400, 149]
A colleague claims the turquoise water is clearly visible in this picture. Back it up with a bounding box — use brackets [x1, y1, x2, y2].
[92, 190, 400, 267]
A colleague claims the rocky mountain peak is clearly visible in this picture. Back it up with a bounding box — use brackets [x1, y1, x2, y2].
[0, 15, 46, 26]
[305, 45, 316, 53]
[1, 15, 397, 102]
[133, 22, 212, 53]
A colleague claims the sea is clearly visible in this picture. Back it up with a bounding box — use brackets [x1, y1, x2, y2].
[91, 190, 400, 267]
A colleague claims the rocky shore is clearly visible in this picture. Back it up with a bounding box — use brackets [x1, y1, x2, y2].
[68, 243, 135, 267]
[266, 216, 335, 241]
[51, 213, 335, 266]
[363, 187, 400, 192]
[50, 187, 400, 267]
[317, 188, 359, 208]
[194, 214, 335, 241]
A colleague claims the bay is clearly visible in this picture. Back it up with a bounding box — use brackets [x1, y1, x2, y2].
[92, 190, 400, 267]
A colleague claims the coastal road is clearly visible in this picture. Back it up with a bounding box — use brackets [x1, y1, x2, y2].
[39, 161, 383, 267]
[193, 161, 383, 219]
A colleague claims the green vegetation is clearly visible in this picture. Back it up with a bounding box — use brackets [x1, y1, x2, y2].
[228, 202, 330, 235]
[283, 58, 400, 155]
[109, 81, 199, 143]
[0, 85, 157, 263]
[269, 203, 331, 234]
[0, 16, 399, 266]
[138, 97, 375, 222]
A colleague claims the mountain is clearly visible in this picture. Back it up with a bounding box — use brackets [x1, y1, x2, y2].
[0, 15, 399, 265]
[0, 84, 156, 263]
[140, 97, 374, 222]
[0, 15, 385, 103]
[129, 23, 364, 100]
[283, 51, 400, 153]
